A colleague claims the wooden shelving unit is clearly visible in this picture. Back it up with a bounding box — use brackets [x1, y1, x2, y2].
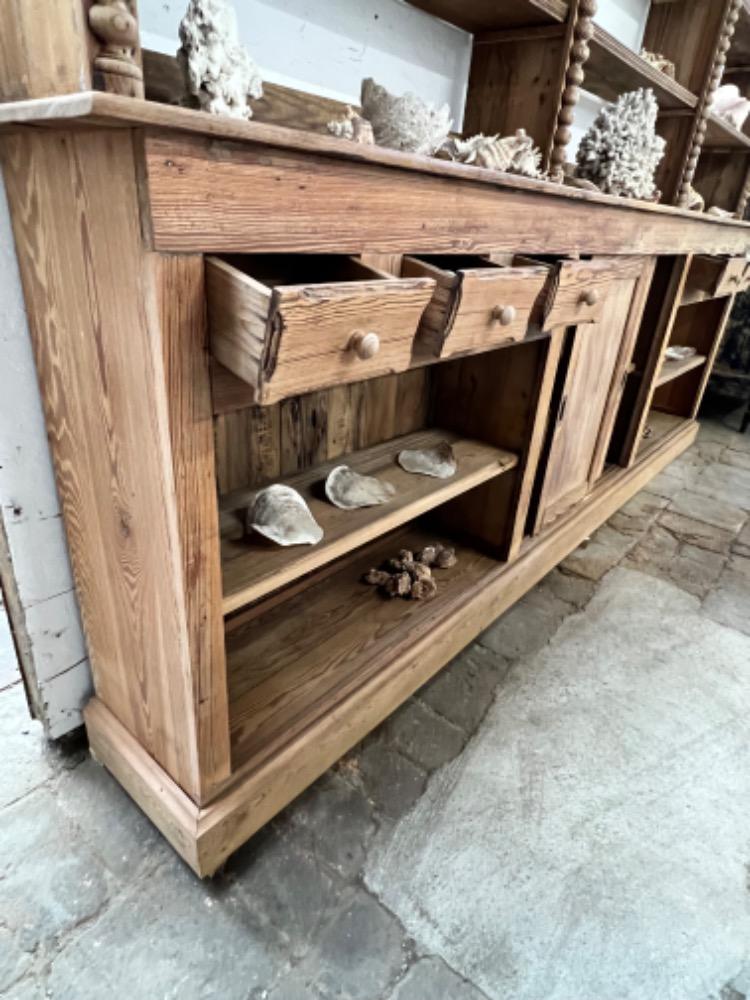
[220, 429, 518, 614]
[1, 0, 748, 878]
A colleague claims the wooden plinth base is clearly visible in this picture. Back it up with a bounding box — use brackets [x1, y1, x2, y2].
[85, 420, 697, 877]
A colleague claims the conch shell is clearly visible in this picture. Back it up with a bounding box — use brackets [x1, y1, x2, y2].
[398, 441, 456, 479]
[439, 129, 543, 179]
[246, 485, 323, 546]
[360, 77, 452, 155]
[325, 466, 395, 509]
[712, 84, 750, 132]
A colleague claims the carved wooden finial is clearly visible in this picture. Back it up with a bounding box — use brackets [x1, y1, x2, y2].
[549, 0, 597, 183]
[677, 0, 741, 207]
[88, 0, 144, 99]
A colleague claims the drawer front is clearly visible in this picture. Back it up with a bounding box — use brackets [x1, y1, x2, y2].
[207, 256, 434, 405]
[715, 256, 750, 297]
[266, 278, 433, 403]
[543, 258, 645, 329]
[443, 266, 549, 357]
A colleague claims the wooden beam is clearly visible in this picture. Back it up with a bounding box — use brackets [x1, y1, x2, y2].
[141, 131, 750, 257]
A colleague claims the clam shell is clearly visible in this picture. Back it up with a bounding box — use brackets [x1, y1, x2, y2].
[325, 466, 396, 509]
[247, 485, 323, 546]
[397, 441, 456, 479]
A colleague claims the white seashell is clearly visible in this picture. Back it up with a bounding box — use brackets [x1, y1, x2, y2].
[665, 345, 697, 361]
[360, 77, 452, 156]
[712, 85, 750, 131]
[439, 129, 543, 179]
[324, 466, 396, 509]
[398, 441, 457, 479]
[178, 0, 263, 120]
[246, 485, 323, 546]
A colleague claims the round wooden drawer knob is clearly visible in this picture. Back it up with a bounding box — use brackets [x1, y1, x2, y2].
[581, 289, 599, 306]
[492, 305, 517, 326]
[349, 331, 380, 360]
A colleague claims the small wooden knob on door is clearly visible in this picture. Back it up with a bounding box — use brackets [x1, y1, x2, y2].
[348, 330, 380, 360]
[492, 305, 517, 326]
[580, 289, 599, 307]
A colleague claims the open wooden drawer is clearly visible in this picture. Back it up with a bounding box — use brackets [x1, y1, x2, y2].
[206, 255, 435, 404]
[682, 254, 750, 303]
[402, 254, 549, 359]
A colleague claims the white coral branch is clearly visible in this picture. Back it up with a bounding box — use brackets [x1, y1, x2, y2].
[575, 88, 666, 201]
[178, 0, 263, 120]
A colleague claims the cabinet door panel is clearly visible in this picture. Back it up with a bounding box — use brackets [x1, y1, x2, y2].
[535, 260, 652, 530]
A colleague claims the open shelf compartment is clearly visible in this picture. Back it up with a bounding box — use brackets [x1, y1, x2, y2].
[220, 428, 517, 614]
[226, 522, 499, 773]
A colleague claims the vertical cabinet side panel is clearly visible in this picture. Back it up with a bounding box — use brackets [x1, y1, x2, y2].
[152, 254, 231, 795]
[1, 128, 205, 799]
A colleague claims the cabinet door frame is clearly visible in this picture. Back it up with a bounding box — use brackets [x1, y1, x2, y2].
[533, 257, 655, 532]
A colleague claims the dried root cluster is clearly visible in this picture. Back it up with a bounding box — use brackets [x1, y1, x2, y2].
[576, 88, 666, 201]
[363, 543, 457, 601]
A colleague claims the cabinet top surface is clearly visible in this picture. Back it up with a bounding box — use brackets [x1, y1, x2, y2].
[2, 91, 749, 240]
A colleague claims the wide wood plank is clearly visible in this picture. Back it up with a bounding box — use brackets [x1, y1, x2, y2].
[220, 428, 518, 614]
[143, 131, 750, 257]
[152, 254, 231, 797]
[1, 129, 203, 797]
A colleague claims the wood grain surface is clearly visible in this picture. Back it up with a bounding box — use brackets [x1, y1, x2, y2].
[1, 129, 204, 798]
[152, 254, 231, 796]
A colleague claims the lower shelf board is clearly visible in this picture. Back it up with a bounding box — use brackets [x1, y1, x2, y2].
[226, 524, 498, 773]
[220, 428, 517, 614]
[655, 353, 706, 388]
[639, 409, 687, 457]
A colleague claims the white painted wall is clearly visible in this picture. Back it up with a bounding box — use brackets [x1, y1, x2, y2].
[140, 0, 472, 126]
[0, 176, 92, 738]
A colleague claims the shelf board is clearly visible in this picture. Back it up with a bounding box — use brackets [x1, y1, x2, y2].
[586, 26, 698, 111]
[703, 112, 750, 151]
[638, 409, 688, 457]
[220, 429, 518, 615]
[405, 0, 567, 33]
[654, 353, 706, 388]
[226, 524, 499, 773]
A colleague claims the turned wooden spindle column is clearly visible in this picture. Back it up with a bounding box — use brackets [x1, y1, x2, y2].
[677, 0, 741, 208]
[88, 0, 144, 99]
[549, 0, 598, 183]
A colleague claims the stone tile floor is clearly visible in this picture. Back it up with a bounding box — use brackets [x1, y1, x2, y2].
[2, 416, 750, 1000]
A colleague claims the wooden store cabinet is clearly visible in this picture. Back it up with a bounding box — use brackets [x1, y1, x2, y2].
[1, 0, 750, 877]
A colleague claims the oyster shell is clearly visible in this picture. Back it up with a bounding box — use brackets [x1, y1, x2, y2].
[246, 485, 323, 546]
[397, 441, 456, 479]
[325, 466, 396, 509]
